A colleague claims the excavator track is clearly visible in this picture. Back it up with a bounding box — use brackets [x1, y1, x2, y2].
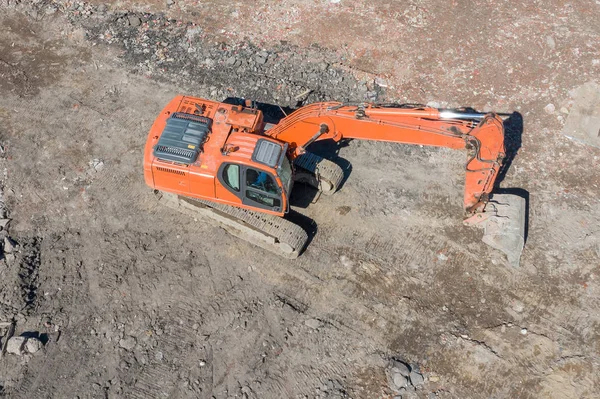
[157, 192, 308, 259]
[293, 151, 344, 195]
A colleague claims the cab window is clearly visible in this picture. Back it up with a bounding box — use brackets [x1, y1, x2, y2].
[223, 164, 240, 191]
[246, 190, 280, 208]
[246, 168, 278, 194]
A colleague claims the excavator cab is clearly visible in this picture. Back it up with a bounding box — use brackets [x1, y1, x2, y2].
[217, 162, 287, 213]
[213, 138, 293, 215]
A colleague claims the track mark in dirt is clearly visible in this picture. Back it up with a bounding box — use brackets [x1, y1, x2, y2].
[17, 237, 42, 314]
[274, 291, 308, 314]
[15, 316, 103, 399]
[0, 12, 89, 97]
[125, 302, 205, 399]
[447, 332, 503, 360]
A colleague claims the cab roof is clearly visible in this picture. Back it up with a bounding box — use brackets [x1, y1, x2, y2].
[222, 132, 285, 168]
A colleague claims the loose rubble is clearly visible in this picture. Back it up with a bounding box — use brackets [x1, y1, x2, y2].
[315, 379, 349, 399]
[4, 335, 44, 356]
[387, 358, 425, 396]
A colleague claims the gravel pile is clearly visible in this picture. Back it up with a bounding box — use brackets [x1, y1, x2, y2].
[387, 358, 426, 398]
[11, 0, 388, 106]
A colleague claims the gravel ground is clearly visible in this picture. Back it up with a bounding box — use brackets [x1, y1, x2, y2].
[0, 0, 599, 398]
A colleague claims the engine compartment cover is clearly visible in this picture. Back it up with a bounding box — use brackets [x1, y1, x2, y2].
[153, 112, 212, 164]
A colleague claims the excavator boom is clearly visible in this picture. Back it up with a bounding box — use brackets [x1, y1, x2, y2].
[265, 103, 505, 213]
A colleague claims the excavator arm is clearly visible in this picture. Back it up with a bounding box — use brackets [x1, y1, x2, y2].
[265, 103, 506, 214]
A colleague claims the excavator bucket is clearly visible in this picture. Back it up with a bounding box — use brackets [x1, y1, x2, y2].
[479, 194, 527, 267]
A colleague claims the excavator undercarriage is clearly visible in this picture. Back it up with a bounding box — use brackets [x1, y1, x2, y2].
[158, 191, 308, 258]
[157, 150, 344, 258]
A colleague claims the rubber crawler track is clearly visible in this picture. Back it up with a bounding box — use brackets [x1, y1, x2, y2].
[293, 151, 344, 195]
[161, 193, 308, 259]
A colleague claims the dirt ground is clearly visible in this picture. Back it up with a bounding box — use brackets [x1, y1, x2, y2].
[0, 0, 599, 398]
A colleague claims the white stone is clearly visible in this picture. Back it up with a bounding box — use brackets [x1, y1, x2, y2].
[304, 319, 322, 329]
[6, 336, 26, 355]
[25, 337, 43, 353]
[511, 300, 524, 313]
[339, 255, 354, 268]
[544, 103, 555, 114]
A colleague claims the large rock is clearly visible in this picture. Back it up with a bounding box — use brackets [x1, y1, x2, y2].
[127, 16, 142, 27]
[6, 336, 26, 355]
[4, 236, 17, 253]
[119, 336, 136, 351]
[390, 360, 411, 377]
[25, 337, 43, 353]
[392, 373, 409, 389]
[409, 370, 425, 386]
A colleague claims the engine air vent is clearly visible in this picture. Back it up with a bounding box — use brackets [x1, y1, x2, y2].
[153, 113, 213, 164]
[156, 166, 186, 176]
[156, 145, 195, 159]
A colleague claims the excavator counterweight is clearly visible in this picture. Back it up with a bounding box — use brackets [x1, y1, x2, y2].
[144, 96, 527, 265]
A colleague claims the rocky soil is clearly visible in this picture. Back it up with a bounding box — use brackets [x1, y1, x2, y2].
[0, 0, 599, 398]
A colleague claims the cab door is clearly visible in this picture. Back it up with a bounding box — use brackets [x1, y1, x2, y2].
[215, 163, 243, 204]
[242, 167, 282, 213]
[216, 163, 284, 214]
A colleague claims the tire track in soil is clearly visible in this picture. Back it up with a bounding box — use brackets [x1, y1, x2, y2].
[241, 224, 522, 395]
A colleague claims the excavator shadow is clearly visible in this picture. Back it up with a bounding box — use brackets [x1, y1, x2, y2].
[285, 209, 318, 248]
[289, 183, 320, 208]
[495, 111, 529, 244]
[496, 111, 524, 187]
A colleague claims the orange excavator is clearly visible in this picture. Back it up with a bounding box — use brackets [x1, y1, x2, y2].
[144, 95, 526, 264]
